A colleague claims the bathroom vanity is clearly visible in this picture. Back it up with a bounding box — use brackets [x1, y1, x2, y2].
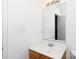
[29, 1, 66, 59]
[29, 49, 52, 59]
[29, 40, 66, 59]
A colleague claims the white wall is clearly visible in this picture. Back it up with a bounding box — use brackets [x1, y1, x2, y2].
[3, 0, 46, 59]
[8, 0, 42, 59]
[66, 0, 76, 58]
[3, 0, 8, 59]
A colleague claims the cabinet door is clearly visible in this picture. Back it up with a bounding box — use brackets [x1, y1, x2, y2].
[40, 54, 52, 59]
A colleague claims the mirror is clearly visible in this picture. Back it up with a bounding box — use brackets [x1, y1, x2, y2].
[42, 1, 66, 41]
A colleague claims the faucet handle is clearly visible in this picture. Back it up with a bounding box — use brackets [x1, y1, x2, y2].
[48, 41, 54, 47]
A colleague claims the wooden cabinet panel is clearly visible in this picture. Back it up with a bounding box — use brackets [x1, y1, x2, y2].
[29, 56, 37, 59]
[29, 49, 66, 59]
[29, 57, 34, 59]
[29, 49, 40, 59]
[40, 55, 52, 59]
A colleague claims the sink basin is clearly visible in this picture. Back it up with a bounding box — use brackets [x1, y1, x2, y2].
[29, 40, 66, 59]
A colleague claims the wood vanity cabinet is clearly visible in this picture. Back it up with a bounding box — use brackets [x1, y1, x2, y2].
[29, 49, 66, 59]
[29, 49, 52, 59]
[40, 54, 52, 59]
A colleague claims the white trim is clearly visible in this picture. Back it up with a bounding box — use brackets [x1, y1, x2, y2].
[2, 0, 8, 59]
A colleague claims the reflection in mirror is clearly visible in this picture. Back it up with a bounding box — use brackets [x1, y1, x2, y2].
[42, 2, 66, 41]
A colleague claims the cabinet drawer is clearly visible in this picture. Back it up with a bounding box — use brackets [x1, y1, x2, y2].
[29, 49, 40, 59]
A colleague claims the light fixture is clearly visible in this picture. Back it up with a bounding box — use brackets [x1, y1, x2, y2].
[46, 0, 60, 7]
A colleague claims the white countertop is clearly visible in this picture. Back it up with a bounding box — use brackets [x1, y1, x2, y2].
[29, 40, 66, 59]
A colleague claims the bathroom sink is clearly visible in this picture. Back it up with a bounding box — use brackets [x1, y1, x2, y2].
[29, 40, 66, 59]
